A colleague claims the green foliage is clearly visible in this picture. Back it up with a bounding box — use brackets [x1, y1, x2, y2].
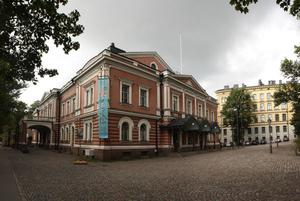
[221, 88, 256, 142]
[0, 0, 83, 132]
[274, 46, 300, 136]
[229, 0, 300, 17]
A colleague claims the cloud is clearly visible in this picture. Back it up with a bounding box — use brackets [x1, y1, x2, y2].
[20, 0, 300, 104]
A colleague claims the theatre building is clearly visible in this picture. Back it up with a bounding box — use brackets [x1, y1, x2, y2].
[20, 43, 220, 160]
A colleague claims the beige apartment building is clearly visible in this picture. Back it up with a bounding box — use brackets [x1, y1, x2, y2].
[216, 80, 296, 144]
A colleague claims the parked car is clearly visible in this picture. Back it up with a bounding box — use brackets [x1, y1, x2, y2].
[251, 140, 258, 145]
[283, 136, 289, 141]
[275, 139, 282, 143]
[260, 139, 267, 144]
[226, 142, 233, 147]
[244, 141, 250, 146]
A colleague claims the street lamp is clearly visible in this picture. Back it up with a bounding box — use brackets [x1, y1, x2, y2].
[233, 108, 239, 148]
[268, 117, 272, 154]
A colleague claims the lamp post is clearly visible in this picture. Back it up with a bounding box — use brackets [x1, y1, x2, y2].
[268, 118, 272, 154]
[233, 108, 239, 148]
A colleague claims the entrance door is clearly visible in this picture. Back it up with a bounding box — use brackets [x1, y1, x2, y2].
[173, 130, 180, 152]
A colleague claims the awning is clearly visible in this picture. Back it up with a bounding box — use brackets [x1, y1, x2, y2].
[167, 116, 200, 132]
[210, 122, 221, 133]
[197, 118, 211, 133]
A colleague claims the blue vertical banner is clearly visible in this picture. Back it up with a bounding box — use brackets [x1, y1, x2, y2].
[98, 77, 109, 139]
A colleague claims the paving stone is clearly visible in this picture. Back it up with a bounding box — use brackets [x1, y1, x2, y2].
[2, 142, 300, 201]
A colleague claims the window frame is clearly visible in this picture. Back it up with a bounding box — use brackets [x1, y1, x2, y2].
[139, 87, 149, 107]
[120, 81, 132, 104]
[172, 95, 179, 112]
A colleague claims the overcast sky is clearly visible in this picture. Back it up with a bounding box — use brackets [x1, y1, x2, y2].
[20, 0, 300, 105]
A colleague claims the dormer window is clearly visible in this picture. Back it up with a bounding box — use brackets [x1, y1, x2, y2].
[150, 62, 157, 70]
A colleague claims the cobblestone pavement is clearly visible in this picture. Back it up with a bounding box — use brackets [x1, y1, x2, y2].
[2, 142, 300, 201]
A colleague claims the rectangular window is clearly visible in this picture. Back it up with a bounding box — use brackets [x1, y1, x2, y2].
[276, 126, 280, 133]
[260, 103, 264, 111]
[282, 114, 287, 121]
[188, 134, 193, 145]
[283, 125, 287, 132]
[267, 103, 272, 111]
[275, 114, 280, 122]
[260, 115, 265, 122]
[72, 97, 76, 112]
[267, 93, 272, 100]
[269, 126, 273, 133]
[172, 95, 179, 111]
[262, 127, 266, 134]
[247, 128, 252, 134]
[67, 101, 70, 114]
[140, 88, 148, 107]
[211, 111, 214, 121]
[255, 127, 258, 134]
[223, 129, 227, 135]
[198, 104, 203, 117]
[281, 103, 287, 110]
[252, 94, 257, 100]
[260, 93, 264, 100]
[83, 121, 93, 141]
[253, 104, 257, 111]
[122, 84, 130, 104]
[268, 114, 272, 121]
[62, 104, 65, 116]
[85, 86, 94, 106]
[186, 100, 192, 115]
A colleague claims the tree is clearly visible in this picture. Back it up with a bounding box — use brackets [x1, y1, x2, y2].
[274, 46, 300, 136]
[0, 0, 84, 132]
[221, 88, 256, 144]
[229, 0, 300, 17]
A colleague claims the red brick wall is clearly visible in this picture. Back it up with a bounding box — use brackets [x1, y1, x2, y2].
[109, 68, 157, 115]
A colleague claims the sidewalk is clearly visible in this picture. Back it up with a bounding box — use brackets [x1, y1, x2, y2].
[0, 147, 22, 201]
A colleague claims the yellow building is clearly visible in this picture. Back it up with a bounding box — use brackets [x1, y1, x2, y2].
[216, 80, 295, 144]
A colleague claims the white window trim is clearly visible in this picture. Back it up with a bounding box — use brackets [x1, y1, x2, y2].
[120, 81, 132, 104]
[84, 85, 94, 107]
[60, 127, 64, 140]
[172, 94, 179, 112]
[138, 119, 151, 141]
[198, 104, 203, 117]
[65, 126, 69, 141]
[186, 99, 193, 115]
[150, 62, 158, 70]
[118, 117, 134, 141]
[83, 120, 93, 141]
[139, 87, 149, 107]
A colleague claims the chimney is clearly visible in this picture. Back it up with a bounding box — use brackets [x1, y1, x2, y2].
[224, 85, 229, 89]
[107, 42, 126, 54]
[233, 84, 239, 88]
[242, 83, 246, 88]
[258, 79, 263, 86]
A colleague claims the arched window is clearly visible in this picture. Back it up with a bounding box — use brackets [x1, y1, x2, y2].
[89, 122, 93, 141]
[138, 119, 151, 141]
[66, 127, 69, 141]
[118, 117, 134, 141]
[61, 128, 64, 141]
[150, 62, 157, 70]
[140, 124, 147, 142]
[121, 122, 129, 141]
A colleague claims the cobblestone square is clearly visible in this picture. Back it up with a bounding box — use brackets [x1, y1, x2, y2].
[2, 142, 300, 201]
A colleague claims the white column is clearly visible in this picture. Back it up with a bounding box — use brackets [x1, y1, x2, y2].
[204, 101, 207, 118]
[156, 83, 160, 116]
[194, 97, 197, 116]
[182, 92, 185, 118]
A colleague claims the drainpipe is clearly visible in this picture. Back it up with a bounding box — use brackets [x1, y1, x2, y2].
[56, 91, 61, 150]
[156, 73, 165, 156]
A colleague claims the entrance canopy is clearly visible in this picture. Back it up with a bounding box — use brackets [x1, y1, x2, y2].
[167, 116, 200, 132]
